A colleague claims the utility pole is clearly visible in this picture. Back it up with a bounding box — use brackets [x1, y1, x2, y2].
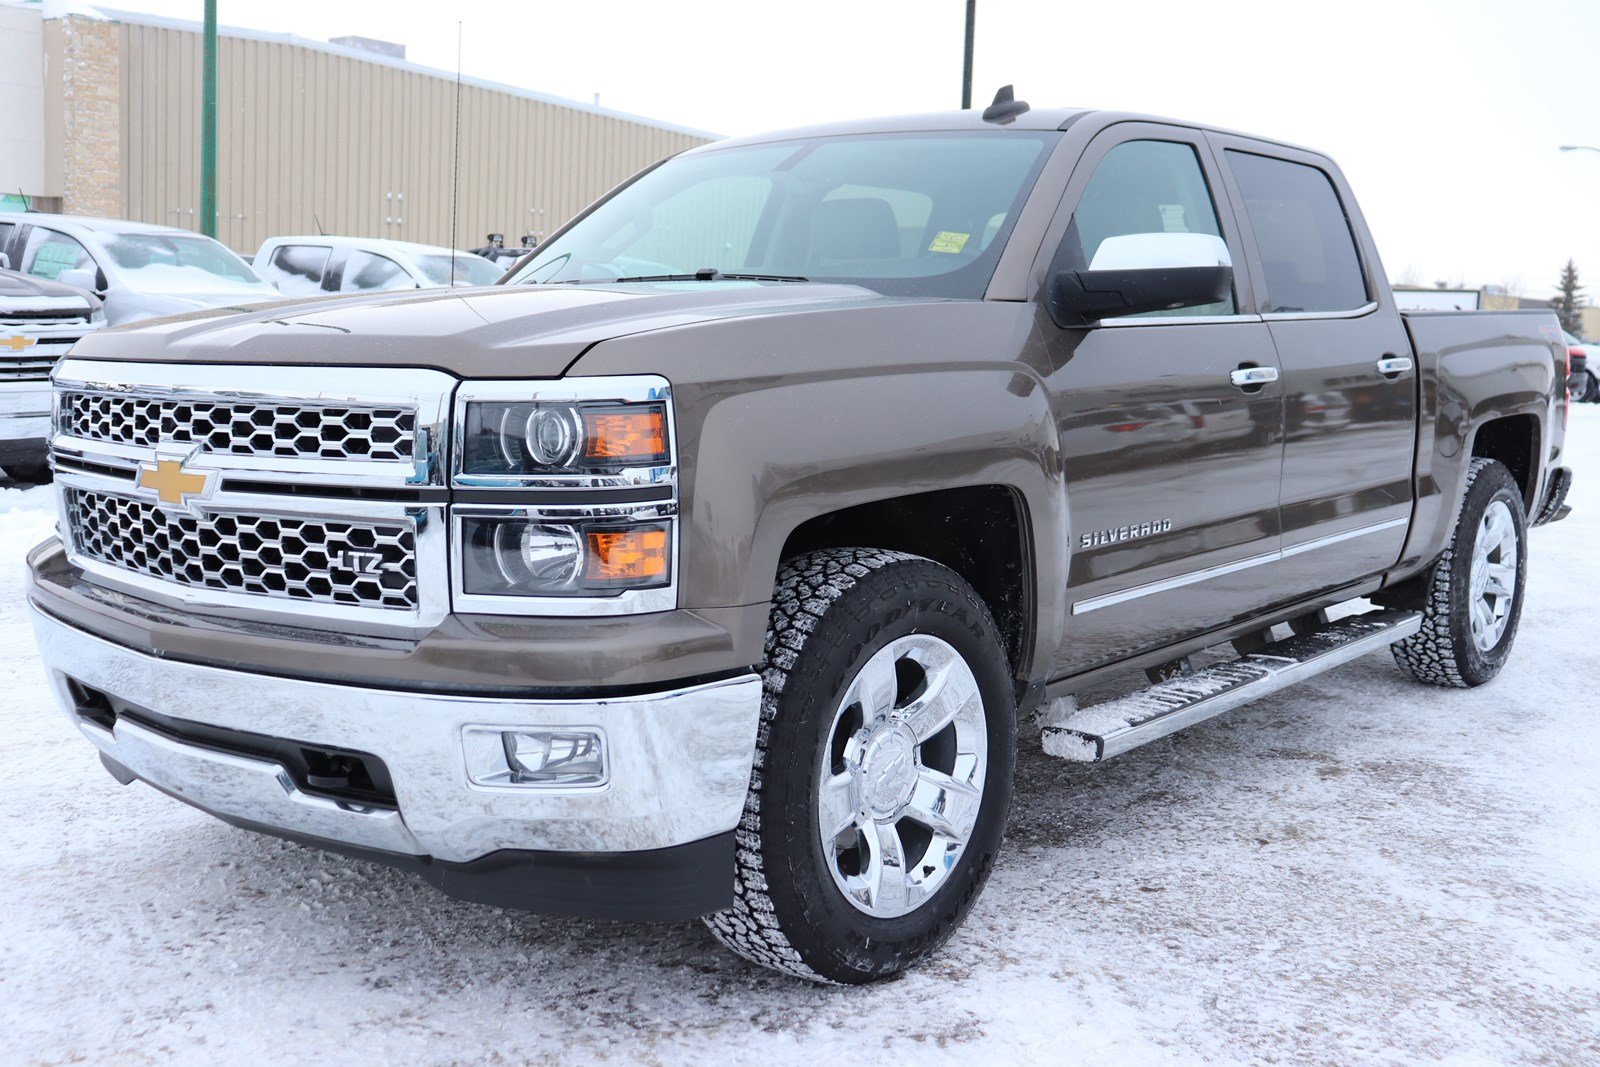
[200, 0, 217, 237]
[961, 0, 975, 109]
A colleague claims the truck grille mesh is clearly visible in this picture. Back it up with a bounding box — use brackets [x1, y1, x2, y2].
[65, 487, 418, 611]
[56, 391, 417, 462]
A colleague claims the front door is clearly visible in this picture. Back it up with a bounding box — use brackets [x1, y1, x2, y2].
[1030, 127, 1286, 675]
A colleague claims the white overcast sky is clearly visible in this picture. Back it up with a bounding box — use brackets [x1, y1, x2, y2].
[102, 0, 1600, 297]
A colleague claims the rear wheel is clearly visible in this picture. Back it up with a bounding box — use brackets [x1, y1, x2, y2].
[1392, 458, 1527, 687]
[705, 548, 1016, 983]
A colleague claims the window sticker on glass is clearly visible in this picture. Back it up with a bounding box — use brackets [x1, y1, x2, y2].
[1159, 204, 1189, 232]
[929, 231, 970, 254]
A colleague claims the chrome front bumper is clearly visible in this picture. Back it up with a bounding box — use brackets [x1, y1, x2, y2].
[30, 605, 762, 861]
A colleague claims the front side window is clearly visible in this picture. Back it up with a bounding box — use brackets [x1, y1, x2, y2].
[262, 244, 332, 295]
[1061, 139, 1235, 317]
[341, 250, 410, 292]
[23, 228, 94, 282]
[508, 131, 1057, 299]
[103, 233, 262, 288]
[1226, 151, 1369, 314]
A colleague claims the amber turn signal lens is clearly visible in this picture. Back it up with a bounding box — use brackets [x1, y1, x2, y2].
[582, 406, 668, 465]
[585, 525, 670, 583]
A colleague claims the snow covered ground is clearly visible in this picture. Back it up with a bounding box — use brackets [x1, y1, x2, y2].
[2, 411, 1597, 1065]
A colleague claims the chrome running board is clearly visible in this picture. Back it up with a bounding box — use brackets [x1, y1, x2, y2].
[1041, 609, 1422, 762]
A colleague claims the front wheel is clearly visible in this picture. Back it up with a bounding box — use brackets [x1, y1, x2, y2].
[705, 548, 1016, 983]
[1579, 370, 1600, 403]
[1393, 458, 1528, 687]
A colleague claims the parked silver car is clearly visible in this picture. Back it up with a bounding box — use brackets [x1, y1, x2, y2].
[0, 213, 282, 326]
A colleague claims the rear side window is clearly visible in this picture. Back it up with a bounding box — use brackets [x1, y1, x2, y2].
[1226, 151, 1368, 314]
[262, 244, 331, 295]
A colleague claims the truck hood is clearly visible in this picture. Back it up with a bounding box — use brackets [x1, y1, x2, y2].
[67, 281, 899, 378]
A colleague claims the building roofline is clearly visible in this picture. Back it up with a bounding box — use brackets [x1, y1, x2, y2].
[72, 4, 724, 142]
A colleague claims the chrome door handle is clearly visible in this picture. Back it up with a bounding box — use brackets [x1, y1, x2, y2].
[1229, 366, 1279, 388]
[1376, 356, 1414, 377]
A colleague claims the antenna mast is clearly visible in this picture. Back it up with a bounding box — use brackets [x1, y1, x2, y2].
[450, 22, 463, 287]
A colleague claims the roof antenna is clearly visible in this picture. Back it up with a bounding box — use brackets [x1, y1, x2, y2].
[18, 188, 33, 212]
[312, 212, 326, 236]
[982, 85, 1030, 124]
[449, 21, 463, 287]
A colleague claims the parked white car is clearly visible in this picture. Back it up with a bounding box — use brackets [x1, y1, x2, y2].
[253, 236, 504, 296]
[0, 213, 282, 326]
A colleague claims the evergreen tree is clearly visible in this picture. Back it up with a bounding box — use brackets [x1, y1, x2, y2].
[1551, 259, 1584, 335]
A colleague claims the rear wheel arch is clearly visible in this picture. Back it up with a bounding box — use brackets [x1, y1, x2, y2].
[1469, 413, 1540, 513]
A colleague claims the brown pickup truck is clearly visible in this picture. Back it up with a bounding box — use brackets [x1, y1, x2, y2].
[27, 98, 1574, 984]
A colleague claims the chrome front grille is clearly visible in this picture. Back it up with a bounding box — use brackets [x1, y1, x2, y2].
[66, 487, 420, 611]
[0, 351, 63, 382]
[50, 360, 454, 632]
[57, 390, 417, 461]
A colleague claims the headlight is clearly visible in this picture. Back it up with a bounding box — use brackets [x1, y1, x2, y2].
[450, 376, 678, 617]
[454, 379, 673, 485]
[459, 515, 670, 597]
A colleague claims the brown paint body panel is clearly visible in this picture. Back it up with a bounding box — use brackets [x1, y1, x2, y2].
[29, 108, 1570, 701]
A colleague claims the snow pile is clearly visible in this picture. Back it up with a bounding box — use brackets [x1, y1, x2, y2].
[1, 409, 1597, 1062]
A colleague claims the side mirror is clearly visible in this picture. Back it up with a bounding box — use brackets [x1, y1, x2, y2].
[1054, 232, 1232, 325]
[0, 252, 9, 270]
[57, 267, 100, 294]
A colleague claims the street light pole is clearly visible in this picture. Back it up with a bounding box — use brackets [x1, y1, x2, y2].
[200, 0, 217, 238]
[961, 0, 975, 109]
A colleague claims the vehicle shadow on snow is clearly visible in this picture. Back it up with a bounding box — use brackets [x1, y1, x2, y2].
[162, 653, 1431, 1016]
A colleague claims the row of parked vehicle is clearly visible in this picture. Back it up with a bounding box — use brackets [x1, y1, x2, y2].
[0, 211, 526, 482]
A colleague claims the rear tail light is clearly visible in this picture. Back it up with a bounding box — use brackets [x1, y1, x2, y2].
[1566, 346, 1578, 427]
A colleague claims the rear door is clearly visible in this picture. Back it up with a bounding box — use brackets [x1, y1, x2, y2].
[1031, 125, 1287, 674]
[1210, 138, 1416, 593]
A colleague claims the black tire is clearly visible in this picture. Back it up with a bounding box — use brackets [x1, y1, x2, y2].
[1392, 458, 1527, 687]
[705, 548, 1016, 984]
[1580, 371, 1600, 403]
[1, 462, 50, 485]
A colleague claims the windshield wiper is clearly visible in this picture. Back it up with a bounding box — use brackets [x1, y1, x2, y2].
[609, 268, 809, 284]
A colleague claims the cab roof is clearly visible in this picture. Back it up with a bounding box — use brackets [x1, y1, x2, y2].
[693, 106, 1319, 158]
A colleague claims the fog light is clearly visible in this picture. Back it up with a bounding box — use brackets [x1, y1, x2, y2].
[462, 726, 607, 788]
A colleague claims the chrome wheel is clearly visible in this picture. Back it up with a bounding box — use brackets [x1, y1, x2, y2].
[817, 634, 988, 919]
[1469, 498, 1518, 652]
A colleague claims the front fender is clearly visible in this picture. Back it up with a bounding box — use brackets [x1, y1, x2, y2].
[569, 300, 1065, 670]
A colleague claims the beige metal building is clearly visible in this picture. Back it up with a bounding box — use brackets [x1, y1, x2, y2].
[0, 4, 716, 253]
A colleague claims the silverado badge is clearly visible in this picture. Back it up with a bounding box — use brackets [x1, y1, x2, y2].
[1079, 518, 1173, 549]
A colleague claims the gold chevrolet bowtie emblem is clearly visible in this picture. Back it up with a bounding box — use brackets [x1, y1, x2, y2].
[3, 335, 33, 352]
[137, 459, 211, 505]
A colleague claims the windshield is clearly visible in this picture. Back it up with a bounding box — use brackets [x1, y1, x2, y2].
[101, 233, 264, 289]
[508, 131, 1057, 298]
[416, 253, 504, 287]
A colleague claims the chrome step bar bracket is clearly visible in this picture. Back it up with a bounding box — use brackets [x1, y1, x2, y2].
[1041, 609, 1422, 762]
